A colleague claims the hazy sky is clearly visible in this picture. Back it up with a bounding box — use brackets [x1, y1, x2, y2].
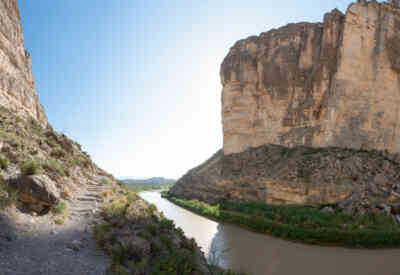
[18, 0, 354, 179]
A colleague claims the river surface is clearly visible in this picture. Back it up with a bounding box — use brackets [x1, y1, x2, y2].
[139, 191, 400, 275]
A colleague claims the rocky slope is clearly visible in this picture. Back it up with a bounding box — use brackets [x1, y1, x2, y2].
[0, 2, 219, 274]
[171, 0, 400, 210]
[171, 145, 400, 213]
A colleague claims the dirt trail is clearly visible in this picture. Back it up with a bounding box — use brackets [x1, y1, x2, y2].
[0, 180, 112, 275]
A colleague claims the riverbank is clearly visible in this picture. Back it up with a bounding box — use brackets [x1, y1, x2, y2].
[95, 189, 247, 274]
[162, 192, 400, 248]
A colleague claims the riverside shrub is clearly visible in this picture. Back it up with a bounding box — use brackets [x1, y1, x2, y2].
[165, 193, 400, 248]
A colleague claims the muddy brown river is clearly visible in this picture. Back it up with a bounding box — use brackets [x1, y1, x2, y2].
[139, 191, 400, 275]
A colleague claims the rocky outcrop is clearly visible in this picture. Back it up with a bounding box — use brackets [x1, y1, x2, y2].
[171, 145, 400, 211]
[0, 0, 47, 127]
[172, 0, 400, 208]
[221, 0, 400, 155]
[7, 175, 59, 214]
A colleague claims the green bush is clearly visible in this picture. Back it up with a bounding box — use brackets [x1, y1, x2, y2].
[42, 160, 67, 177]
[0, 177, 17, 209]
[50, 146, 66, 158]
[166, 194, 400, 248]
[105, 200, 127, 218]
[53, 201, 67, 215]
[20, 160, 39, 175]
[0, 154, 8, 169]
[94, 223, 112, 248]
[127, 191, 138, 203]
[54, 217, 65, 225]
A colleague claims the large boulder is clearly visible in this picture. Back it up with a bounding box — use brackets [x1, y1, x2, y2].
[7, 174, 59, 214]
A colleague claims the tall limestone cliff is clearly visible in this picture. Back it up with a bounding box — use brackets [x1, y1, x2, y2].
[171, 0, 400, 208]
[222, 0, 400, 155]
[0, 0, 47, 127]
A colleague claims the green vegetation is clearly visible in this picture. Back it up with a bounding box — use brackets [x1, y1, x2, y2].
[123, 177, 175, 193]
[54, 217, 65, 225]
[162, 192, 220, 218]
[164, 193, 400, 248]
[0, 153, 8, 169]
[53, 201, 67, 216]
[0, 176, 17, 209]
[41, 159, 69, 177]
[50, 146, 66, 158]
[20, 160, 40, 175]
[96, 190, 247, 275]
[126, 183, 175, 193]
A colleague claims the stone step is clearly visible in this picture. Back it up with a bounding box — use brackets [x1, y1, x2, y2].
[87, 182, 109, 186]
[70, 203, 97, 208]
[70, 207, 95, 212]
[77, 196, 101, 202]
[86, 187, 111, 192]
[83, 193, 101, 198]
[84, 192, 105, 197]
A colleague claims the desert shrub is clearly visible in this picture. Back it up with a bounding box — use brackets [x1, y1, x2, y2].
[53, 201, 67, 215]
[105, 199, 127, 218]
[116, 180, 126, 189]
[50, 146, 66, 158]
[167, 195, 220, 218]
[0, 130, 8, 138]
[146, 203, 157, 215]
[0, 177, 17, 209]
[42, 160, 67, 177]
[102, 190, 114, 198]
[81, 157, 91, 168]
[127, 191, 138, 203]
[159, 218, 175, 232]
[20, 160, 39, 175]
[46, 139, 57, 148]
[0, 154, 8, 169]
[166, 194, 400, 248]
[54, 217, 65, 225]
[71, 158, 80, 166]
[94, 223, 113, 248]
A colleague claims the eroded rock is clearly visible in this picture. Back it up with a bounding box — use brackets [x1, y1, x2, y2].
[170, 145, 400, 210]
[7, 174, 59, 214]
[0, 1, 47, 126]
[221, 1, 400, 155]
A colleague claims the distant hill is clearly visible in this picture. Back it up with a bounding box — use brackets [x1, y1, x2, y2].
[122, 177, 176, 186]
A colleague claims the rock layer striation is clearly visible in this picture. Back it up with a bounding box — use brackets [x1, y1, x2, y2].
[0, 0, 47, 127]
[222, 0, 400, 155]
[171, 0, 400, 207]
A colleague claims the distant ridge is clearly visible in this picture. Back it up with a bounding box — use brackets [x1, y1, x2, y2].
[122, 177, 176, 186]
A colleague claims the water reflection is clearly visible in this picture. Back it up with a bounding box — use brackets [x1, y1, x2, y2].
[140, 191, 400, 275]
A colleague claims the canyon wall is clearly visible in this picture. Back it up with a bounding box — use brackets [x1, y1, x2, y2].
[171, 0, 400, 206]
[221, 0, 400, 155]
[0, 0, 47, 127]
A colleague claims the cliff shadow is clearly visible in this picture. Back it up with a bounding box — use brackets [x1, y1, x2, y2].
[0, 210, 108, 275]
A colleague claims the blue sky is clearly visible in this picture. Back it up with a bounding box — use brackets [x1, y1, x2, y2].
[18, 0, 354, 179]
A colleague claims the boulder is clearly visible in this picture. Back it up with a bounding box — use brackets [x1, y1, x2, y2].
[7, 174, 59, 214]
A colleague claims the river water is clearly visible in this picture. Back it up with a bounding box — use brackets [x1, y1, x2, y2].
[139, 191, 400, 275]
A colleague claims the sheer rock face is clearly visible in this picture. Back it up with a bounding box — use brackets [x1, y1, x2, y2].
[221, 1, 400, 155]
[171, 1, 400, 206]
[0, 1, 47, 127]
